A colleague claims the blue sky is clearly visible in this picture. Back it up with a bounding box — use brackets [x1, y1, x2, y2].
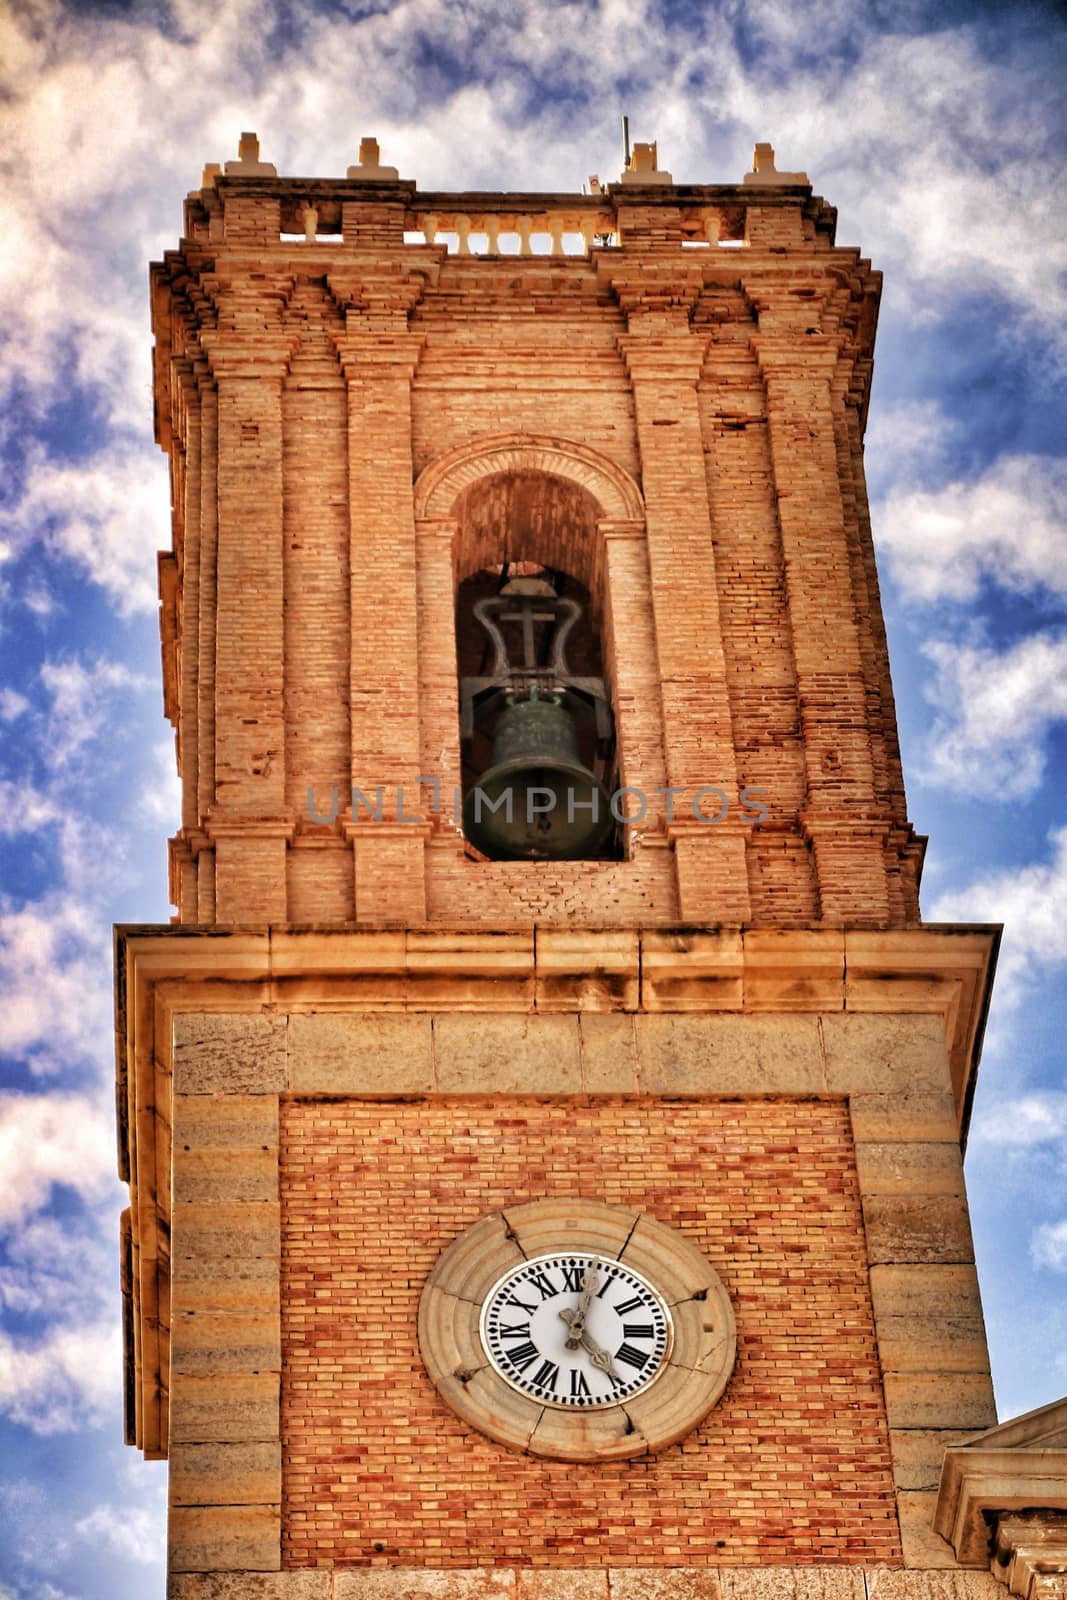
[0, 0, 1065, 1594]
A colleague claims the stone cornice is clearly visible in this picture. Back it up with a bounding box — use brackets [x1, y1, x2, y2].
[935, 1399, 1067, 1568]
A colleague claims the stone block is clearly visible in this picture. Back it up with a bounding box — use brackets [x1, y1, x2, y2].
[170, 1311, 281, 1375]
[168, 1504, 279, 1572]
[171, 1260, 280, 1316]
[289, 1013, 433, 1093]
[895, 1489, 964, 1569]
[741, 927, 845, 1010]
[823, 1013, 949, 1095]
[171, 1201, 281, 1260]
[173, 1148, 279, 1204]
[580, 1012, 638, 1091]
[640, 929, 744, 1011]
[168, 1577, 328, 1600]
[862, 1194, 975, 1264]
[884, 1371, 997, 1431]
[611, 1571, 722, 1599]
[174, 1094, 279, 1150]
[720, 1574, 863, 1600]
[170, 1441, 281, 1505]
[334, 1574, 517, 1599]
[433, 1014, 581, 1092]
[888, 1428, 981, 1491]
[535, 928, 640, 1010]
[173, 1014, 287, 1095]
[636, 1013, 823, 1093]
[870, 1265, 989, 1371]
[169, 1373, 279, 1444]
[866, 1574, 1004, 1600]
[855, 1141, 965, 1197]
[519, 1574, 609, 1600]
[848, 1092, 958, 1143]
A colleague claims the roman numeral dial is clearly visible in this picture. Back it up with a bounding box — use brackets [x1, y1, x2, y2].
[480, 1251, 672, 1409]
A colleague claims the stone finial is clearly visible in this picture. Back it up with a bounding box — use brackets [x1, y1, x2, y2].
[588, 175, 602, 194]
[620, 140, 672, 185]
[223, 130, 278, 177]
[200, 162, 222, 189]
[301, 202, 318, 243]
[743, 141, 809, 186]
[346, 135, 399, 181]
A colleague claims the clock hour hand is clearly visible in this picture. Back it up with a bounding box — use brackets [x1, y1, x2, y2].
[563, 1260, 600, 1350]
[558, 1306, 622, 1382]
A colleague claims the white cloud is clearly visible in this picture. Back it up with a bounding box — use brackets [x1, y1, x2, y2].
[0, 1093, 117, 1228]
[38, 655, 147, 772]
[916, 631, 1067, 800]
[0, 895, 115, 1072]
[929, 826, 1067, 1008]
[1032, 1220, 1067, 1273]
[7, 450, 170, 619]
[972, 1092, 1067, 1149]
[874, 454, 1067, 606]
[138, 738, 181, 830]
[0, 689, 30, 720]
[0, 780, 62, 836]
[0, 1215, 114, 1319]
[863, 400, 958, 498]
[74, 1506, 164, 1567]
[0, 1317, 120, 1435]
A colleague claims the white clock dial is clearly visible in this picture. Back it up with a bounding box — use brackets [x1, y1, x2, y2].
[480, 1251, 672, 1409]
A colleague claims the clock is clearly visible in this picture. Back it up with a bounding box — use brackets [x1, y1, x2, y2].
[418, 1197, 736, 1461]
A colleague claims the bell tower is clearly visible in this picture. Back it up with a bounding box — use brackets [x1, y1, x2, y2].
[119, 131, 1063, 1598]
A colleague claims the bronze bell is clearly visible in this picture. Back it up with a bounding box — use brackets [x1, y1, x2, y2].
[464, 688, 612, 860]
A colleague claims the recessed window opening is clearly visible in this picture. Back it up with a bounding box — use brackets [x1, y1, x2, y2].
[453, 471, 618, 862]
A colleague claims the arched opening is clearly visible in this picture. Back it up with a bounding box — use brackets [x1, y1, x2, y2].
[453, 472, 619, 861]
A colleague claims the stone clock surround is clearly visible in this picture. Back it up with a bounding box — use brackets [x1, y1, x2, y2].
[418, 1198, 736, 1460]
[114, 922, 1002, 1590]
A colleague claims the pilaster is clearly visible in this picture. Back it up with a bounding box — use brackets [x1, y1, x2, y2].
[331, 274, 433, 920]
[752, 328, 892, 922]
[198, 303, 297, 921]
[610, 269, 749, 921]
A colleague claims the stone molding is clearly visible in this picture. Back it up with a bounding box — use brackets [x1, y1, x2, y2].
[994, 1512, 1067, 1599]
[935, 1399, 1067, 1569]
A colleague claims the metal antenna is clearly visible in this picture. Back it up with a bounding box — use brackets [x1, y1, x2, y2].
[623, 115, 631, 167]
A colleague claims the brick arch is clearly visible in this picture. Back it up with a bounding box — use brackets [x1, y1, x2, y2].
[414, 433, 644, 523]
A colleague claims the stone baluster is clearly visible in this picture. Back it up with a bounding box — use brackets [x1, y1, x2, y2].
[455, 214, 471, 255]
[516, 215, 533, 257]
[548, 215, 565, 256]
[484, 214, 500, 255]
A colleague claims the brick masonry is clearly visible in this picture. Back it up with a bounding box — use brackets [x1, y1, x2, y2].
[279, 1097, 900, 1569]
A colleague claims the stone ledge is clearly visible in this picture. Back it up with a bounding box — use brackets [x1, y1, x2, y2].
[165, 1572, 1014, 1600]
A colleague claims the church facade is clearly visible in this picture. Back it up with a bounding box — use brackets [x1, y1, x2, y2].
[117, 133, 1067, 1597]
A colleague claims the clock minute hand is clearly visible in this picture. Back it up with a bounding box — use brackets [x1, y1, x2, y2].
[558, 1306, 622, 1382]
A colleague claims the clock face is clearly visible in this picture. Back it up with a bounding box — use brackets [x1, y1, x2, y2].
[480, 1252, 672, 1409]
